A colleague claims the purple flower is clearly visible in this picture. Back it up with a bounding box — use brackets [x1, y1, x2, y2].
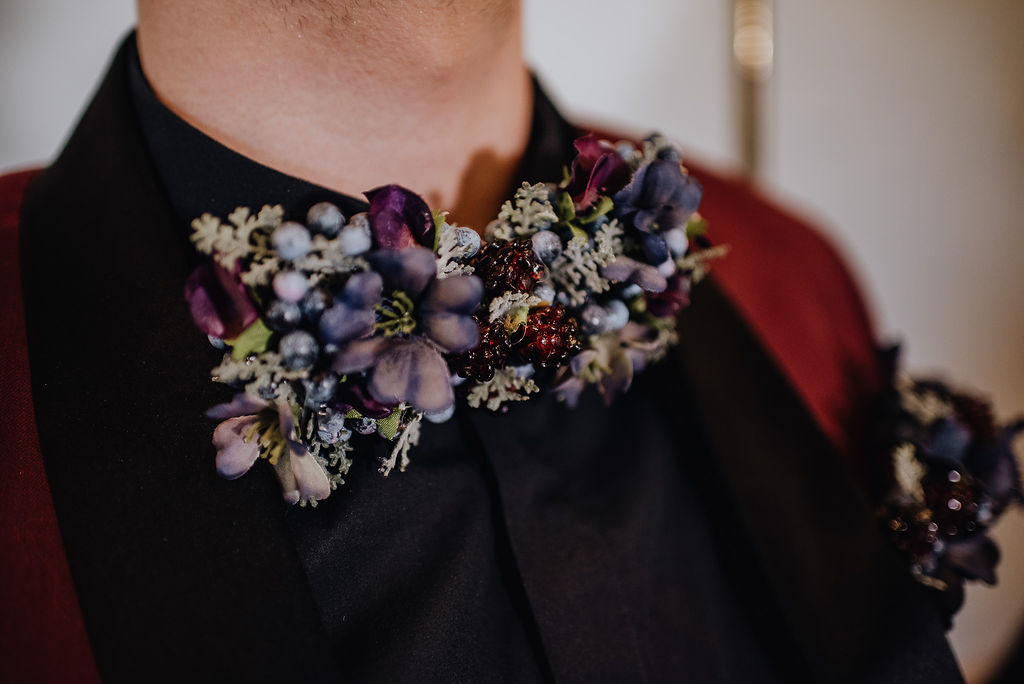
[366, 185, 436, 250]
[333, 247, 482, 415]
[564, 134, 631, 212]
[554, 323, 663, 407]
[184, 261, 259, 339]
[207, 394, 330, 505]
[613, 159, 702, 233]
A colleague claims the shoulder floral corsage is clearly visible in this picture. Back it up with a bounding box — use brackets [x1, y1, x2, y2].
[184, 134, 721, 505]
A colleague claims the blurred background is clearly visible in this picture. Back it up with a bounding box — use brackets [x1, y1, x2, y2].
[1, 1, 1021, 680]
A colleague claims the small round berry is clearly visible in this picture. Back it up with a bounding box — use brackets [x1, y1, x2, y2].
[300, 287, 331, 323]
[663, 227, 689, 257]
[352, 417, 378, 435]
[641, 232, 670, 265]
[453, 226, 482, 257]
[657, 258, 676, 278]
[533, 282, 556, 304]
[303, 371, 338, 408]
[306, 202, 345, 238]
[280, 330, 319, 371]
[339, 214, 373, 256]
[273, 271, 309, 302]
[265, 299, 302, 331]
[605, 299, 629, 331]
[316, 410, 351, 444]
[207, 335, 226, 350]
[620, 284, 643, 300]
[272, 221, 313, 260]
[580, 303, 609, 335]
[532, 230, 562, 264]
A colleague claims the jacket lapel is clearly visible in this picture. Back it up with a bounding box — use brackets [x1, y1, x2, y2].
[20, 41, 342, 682]
[675, 281, 961, 683]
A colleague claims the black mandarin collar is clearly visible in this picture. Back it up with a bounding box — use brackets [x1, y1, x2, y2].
[126, 38, 578, 227]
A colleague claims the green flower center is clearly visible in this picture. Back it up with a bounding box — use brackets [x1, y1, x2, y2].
[374, 290, 417, 337]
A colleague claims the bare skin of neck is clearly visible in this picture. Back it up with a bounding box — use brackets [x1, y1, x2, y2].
[136, 0, 532, 231]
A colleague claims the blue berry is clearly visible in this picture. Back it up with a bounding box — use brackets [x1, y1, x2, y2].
[300, 287, 331, 323]
[352, 417, 377, 435]
[605, 299, 629, 330]
[663, 227, 689, 257]
[339, 213, 373, 256]
[280, 330, 319, 371]
[303, 371, 338, 408]
[580, 303, 609, 334]
[531, 230, 562, 264]
[453, 227, 482, 257]
[265, 299, 302, 331]
[424, 404, 455, 424]
[533, 282, 556, 303]
[307, 202, 345, 238]
[316, 410, 351, 444]
[272, 221, 312, 260]
[273, 270, 309, 302]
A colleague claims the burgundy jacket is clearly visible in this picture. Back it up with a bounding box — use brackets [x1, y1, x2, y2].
[0, 43, 958, 683]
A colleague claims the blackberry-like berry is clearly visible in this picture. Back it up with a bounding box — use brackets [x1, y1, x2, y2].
[515, 305, 582, 369]
[473, 238, 546, 293]
[451, 320, 513, 382]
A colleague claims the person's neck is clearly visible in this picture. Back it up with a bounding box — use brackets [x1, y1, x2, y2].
[136, 0, 532, 230]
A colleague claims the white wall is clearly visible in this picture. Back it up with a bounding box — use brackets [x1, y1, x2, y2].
[2, 1, 1021, 680]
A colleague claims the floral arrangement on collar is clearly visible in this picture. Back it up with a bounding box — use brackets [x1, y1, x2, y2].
[875, 349, 1022, 614]
[185, 134, 724, 505]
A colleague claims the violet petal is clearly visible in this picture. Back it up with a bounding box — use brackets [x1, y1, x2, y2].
[184, 261, 259, 339]
[368, 340, 454, 414]
[341, 271, 384, 308]
[422, 275, 483, 315]
[212, 415, 261, 479]
[332, 337, 391, 375]
[367, 247, 437, 298]
[420, 312, 479, 353]
[206, 393, 270, 420]
[601, 257, 668, 292]
[319, 301, 376, 345]
[366, 185, 435, 249]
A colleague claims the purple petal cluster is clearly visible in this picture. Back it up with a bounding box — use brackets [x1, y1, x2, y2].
[184, 261, 259, 339]
[613, 159, 702, 234]
[333, 246, 482, 416]
[564, 135, 631, 211]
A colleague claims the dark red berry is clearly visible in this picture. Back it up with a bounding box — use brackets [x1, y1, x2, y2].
[451, 320, 512, 382]
[473, 238, 546, 293]
[515, 305, 582, 369]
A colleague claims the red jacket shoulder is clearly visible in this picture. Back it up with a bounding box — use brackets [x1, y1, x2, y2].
[687, 159, 883, 458]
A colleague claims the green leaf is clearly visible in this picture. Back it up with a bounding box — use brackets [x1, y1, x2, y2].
[685, 216, 708, 239]
[557, 191, 576, 222]
[579, 195, 613, 224]
[226, 319, 273, 360]
[431, 209, 447, 251]
[568, 224, 588, 241]
[376, 410, 402, 441]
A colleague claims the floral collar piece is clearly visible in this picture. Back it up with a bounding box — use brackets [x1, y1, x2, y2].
[185, 134, 722, 506]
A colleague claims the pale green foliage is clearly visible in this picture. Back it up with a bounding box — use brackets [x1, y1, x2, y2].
[381, 415, 422, 476]
[549, 220, 622, 306]
[435, 222, 476, 278]
[190, 205, 284, 272]
[466, 367, 540, 411]
[676, 244, 729, 283]
[488, 292, 541, 324]
[493, 182, 558, 238]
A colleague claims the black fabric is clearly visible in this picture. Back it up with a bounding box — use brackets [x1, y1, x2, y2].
[20, 33, 962, 683]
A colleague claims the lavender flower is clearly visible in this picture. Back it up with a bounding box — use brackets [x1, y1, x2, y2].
[613, 159, 702, 234]
[333, 247, 482, 415]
